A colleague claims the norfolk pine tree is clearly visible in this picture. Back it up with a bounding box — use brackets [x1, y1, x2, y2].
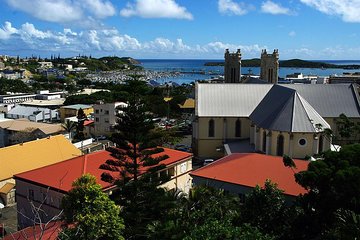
[100, 79, 172, 239]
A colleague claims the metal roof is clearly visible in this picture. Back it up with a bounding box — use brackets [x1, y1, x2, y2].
[196, 83, 360, 119]
[284, 84, 360, 118]
[196, 83, 273, 117]
[250, 85, 330, 132]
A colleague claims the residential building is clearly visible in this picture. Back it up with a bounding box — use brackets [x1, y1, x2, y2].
[14, 147, 192, 229]
[59, 104, 93, 122]
[0, 119, 65, 147]
[193, 83, 360, 159]
[6, 105, 59, 122]
[93, 102, 127, 136]
[0, 135, 81, 207]
[191, 153, 308, 203]
[38, 62, 53, 69]
[0, 93, 36, 104]
[0, 69, 25, 80]
[0, 61, 5, 70]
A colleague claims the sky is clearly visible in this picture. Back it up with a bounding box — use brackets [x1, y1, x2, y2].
[0, 0, 360, 60]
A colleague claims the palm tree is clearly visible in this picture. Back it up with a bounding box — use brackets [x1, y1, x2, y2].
[62, 119, 77, 141]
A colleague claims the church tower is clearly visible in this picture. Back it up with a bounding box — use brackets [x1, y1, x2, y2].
[224, 49, 241, 83]
[260, 49, 279, 84]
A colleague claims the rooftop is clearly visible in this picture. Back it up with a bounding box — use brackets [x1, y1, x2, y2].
[14, 147, 192, 193]
[0, 119, 63, 134]
[196, 83, 360, 118]
[0, 135, 82, 181]
[190, 153, 309, 196]
[60, 104, 93, 110]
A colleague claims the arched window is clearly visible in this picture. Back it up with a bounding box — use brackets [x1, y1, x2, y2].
[208, 119, 215, 137]
[235, 119, 241, 137]
[277, 134, 284, 156]
[262, 131, 267, 152]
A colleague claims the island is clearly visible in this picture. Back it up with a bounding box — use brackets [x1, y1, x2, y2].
[205, 58, 360, 69]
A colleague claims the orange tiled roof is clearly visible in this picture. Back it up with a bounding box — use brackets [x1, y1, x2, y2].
[190, 153, 309, 196]
[0, 135, 82, 181]
[14, 148, 192, 193]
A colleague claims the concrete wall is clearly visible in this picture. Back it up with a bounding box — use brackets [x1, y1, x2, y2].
[15, 179, 65, 229]
[160, 158, 192, 194]
[254, 128, 331, 158]
[194, 117, 251, 159]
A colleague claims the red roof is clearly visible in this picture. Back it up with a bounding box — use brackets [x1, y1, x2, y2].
[84, 120, 94, 126]
[3, 221, 63, 240]
[190, 153, 309, 196]
[14, 148, 192, 193]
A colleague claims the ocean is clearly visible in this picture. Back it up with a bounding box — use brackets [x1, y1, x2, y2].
[138, 59, 360, 84]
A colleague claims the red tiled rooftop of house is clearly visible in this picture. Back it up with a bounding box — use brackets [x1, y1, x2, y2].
[14, 148, 192, 193]
[3, 221, 64, 240]
[190, 153, 309, 196]
[84, 120, 94, 126]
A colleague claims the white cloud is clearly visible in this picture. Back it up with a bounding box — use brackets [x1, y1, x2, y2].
[0, 21, 269, 58]
[218, 0, 249, 16]
[289, 31, 296, 37]
[6, 0, 116, 24]
[261, 1, 290, 15]
[82, 0, 116, 18]
[120, 0, 193, 20]
[0, 21, 18, 40]
[300, 0, 360, 23]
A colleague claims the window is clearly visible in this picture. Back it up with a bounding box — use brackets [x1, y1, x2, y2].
[180, 162, 187, 173]
[28, 189, 34, 200]
[95, 109, 99, 114]
[235, 119, 241, 137]
[95, 117, 99, 122]
[262, 131, 267, 152]
[105, 110, 109, 115]
[277, 134, 284, 156]
[168, 167, 175, 177]
[104, 118, 109, 123]
[299, 138, 307, 146]
[208, 119, 215, 137]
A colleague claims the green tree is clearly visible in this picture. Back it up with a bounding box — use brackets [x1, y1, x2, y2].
[62, 119, 77, 141]
[295, 144, 360, 238]
[100, 79, 171, 239]
[73, 108, 87, 141]
[60, 174, 124, 240]
[239, 180, 292, 238]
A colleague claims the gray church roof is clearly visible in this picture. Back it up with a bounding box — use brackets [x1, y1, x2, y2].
[196, 83, 272, 117]
[249, 85, 330, 132]
[283, 84, 360, 118]
[196, 83, 360, 119]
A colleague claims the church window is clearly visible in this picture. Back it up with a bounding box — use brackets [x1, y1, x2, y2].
[277, 134, 284, 156]
[208, 119, 215, 137]
[235, 119, 241, 137]
[262, 131, 267, 152]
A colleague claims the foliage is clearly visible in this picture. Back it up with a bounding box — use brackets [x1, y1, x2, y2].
[0, 77, 31, 94]
[62, 120, 77, 140]
[239, 180, 292, 238]
[100, 79, 172, 239]
[295, 144, 360, 238]
[60, 174, 124, 240]
[73, 108, 87, 141]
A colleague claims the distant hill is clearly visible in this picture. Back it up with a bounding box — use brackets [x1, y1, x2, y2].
[205, 59, 360, 69]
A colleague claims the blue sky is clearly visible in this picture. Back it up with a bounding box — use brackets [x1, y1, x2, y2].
[1, 0, 360, 59]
